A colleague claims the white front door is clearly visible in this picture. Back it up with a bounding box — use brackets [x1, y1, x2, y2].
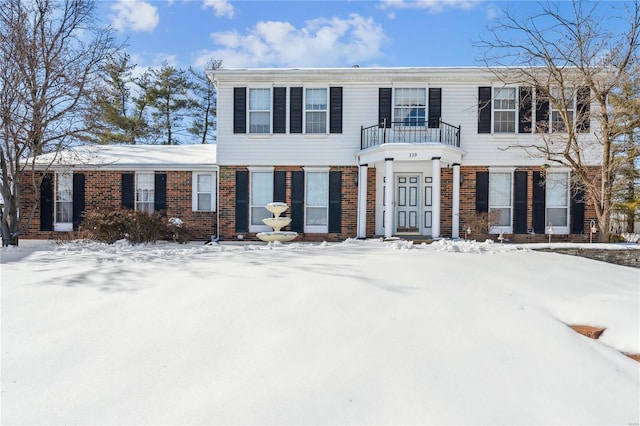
[395, 174, 420, 234]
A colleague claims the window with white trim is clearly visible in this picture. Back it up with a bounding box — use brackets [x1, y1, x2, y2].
[550, 87, 574, 132]
[305, 170, 329, 233]
[192, 172, 217, 212]
[136, 172, 155, 214]
[546, 171, 569, 232]
[394, 88, 426, 126]
[305, 88, 327, 133]
[249, 88, 271, 134]
[250, 171, 273, 228]
[55, 172, 73, 231]
[489, 171, 513, 233]
[493, 88, 516, 133]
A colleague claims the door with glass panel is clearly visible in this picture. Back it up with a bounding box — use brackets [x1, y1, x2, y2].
[395, 174, 420, 234]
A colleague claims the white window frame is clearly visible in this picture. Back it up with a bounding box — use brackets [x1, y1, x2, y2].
[136, 172, 155, 214]
[488, 168, 514, 234]
[393, 87, 427, 127]
[192, 171, 217, 212]
[54, 172, 73, 232]
[248, 88, 271, 134]
[550, 87, 574, 133]
[249, 167, 274, 233]
[545, 170, 570, 234]
[304, 88, 328, 134]
[304, 167, 330, 233]
[493, 87, 516, 133]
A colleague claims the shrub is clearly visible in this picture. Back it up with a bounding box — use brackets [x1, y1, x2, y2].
[463, 211, 501, 241]
[80, 208, 193, 244]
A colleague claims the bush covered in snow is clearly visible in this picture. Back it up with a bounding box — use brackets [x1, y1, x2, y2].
[80, 208, 193, 244]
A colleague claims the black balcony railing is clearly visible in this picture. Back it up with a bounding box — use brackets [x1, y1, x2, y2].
[360, 119, 461, 150]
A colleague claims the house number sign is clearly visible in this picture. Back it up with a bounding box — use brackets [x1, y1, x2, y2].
[409, 153, 418, 158]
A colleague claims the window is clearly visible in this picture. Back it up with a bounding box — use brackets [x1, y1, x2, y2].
[249, 88, 271, 133]
[494, 88, 516, 133]
[250, 171, 273, 228]
[489, 171, 513, 232]
[136, 172, 155, 214]
[546, 172, 569, 232]
[305, 88, 327, 133]
[55, 173, 73, 231]
[550, 88, 574, 132]
[394, 88, 426, 126]
[192, 172, 217, 212]
[305, 170, 329, 232]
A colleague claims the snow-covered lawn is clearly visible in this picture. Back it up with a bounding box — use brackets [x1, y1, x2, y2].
[1, 239, 639, 425]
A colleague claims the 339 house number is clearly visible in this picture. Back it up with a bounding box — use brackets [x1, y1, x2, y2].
[409, 153, 418, 158]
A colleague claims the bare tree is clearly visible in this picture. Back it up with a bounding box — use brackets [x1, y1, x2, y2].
[476, 1, 640, 241]
[0, 0, 117, 246]
[187, 59, 222, 144]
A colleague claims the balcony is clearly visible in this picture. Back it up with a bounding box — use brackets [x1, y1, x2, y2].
[361, 119, 461, 150]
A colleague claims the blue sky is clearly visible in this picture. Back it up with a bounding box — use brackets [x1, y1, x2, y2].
[98, 0, 627, 70]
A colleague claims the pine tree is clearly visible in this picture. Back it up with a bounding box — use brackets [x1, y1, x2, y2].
[147, 62, 192, 145]
[187, 59, 221, 144]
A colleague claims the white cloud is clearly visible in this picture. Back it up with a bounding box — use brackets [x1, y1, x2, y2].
[203, 0, 234, 18]
[195, 14, 387, 68]
[380, 0, 476, 13]
[110, 0, 159, 32]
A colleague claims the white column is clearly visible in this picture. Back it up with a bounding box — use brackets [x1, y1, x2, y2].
[384, 158, 394, 238]
[452, 163, 460, 239]
[357, 164, 368, 239]
[431, 157, 441, 238]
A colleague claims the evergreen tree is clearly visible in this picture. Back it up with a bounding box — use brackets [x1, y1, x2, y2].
[187, 59, 221, 144]
[147, 62, 192, 145]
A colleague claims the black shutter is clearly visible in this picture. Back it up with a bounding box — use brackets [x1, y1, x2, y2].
[154, 173, 167, 214]
[535, 88, 549, 133]
[273, 87, 286, 134]
[379, 88, 392, 128]
[513, 171, 528, 234]
[519, 86, 532, 133]
[233, 87, 246, 134]
[478, 87, 492, 134]
[290, 87, 303, 133]
[235, 170, 249, 233]
[121, 173, 134, 209]
[576, 86, 590, 133]
[571, 186, 585, 233]
[475, 171, 489, 213]
[328, 171, 342, 233]
[40, 174, 54, 231]
[291, 171, 304, 232]
[428, 88, 442, 129]
[330, 87, 343, 134]
[273, 171, 286, 203]
[72, 173, 85, 231]
[532, 171, 546, 233]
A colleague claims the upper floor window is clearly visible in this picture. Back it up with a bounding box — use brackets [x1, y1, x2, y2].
[305, 88, 327, 134]
[249, 88, 271, 134]
[550, 88, 574, 132]
[55, 172, 73, 230]
[494, 88, 516, 133]
[394, 88, 426, 126]
[192, 172, 217, 212]
[136, 172, 155, 214]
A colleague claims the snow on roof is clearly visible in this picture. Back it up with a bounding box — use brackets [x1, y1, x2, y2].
[32, 144, 217, 171]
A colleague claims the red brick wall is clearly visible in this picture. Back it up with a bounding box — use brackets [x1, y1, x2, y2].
[218, 165, 361, 242]
[20, 170, 217, 241]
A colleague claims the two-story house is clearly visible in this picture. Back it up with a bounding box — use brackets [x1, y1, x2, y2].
[210, 67, 597, 242]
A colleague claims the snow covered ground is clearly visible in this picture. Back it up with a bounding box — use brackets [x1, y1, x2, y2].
[1, 239, 639, 425]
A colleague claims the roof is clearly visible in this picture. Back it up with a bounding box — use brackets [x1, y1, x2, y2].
[31, 144, 217, 171]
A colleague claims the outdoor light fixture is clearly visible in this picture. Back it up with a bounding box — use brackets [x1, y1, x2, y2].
[590, 220, 597, 243]
[466, 226, 472, 240]
[547, 222, 554, 244]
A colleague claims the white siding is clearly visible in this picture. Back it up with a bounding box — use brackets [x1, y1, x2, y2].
[214, 68, 601, 167]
